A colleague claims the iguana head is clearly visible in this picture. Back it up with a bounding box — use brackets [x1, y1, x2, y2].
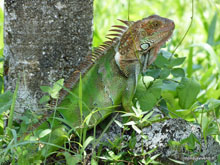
[115, 15, 175, 77]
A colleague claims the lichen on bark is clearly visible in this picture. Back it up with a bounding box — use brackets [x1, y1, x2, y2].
[4, 0, 93, 117]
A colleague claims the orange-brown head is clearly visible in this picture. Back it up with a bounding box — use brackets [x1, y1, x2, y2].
[115, 15, 175, 77]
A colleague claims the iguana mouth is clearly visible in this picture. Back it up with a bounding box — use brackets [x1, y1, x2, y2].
[158, 30, 173, 47]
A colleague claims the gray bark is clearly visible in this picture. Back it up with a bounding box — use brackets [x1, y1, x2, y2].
[4, 0, 93, 117]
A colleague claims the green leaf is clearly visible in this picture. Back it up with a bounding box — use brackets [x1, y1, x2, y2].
[177, 78, 200, 109]
[7, 128, 17, 144]
[217, 154, 220, 163]
[91, 158, 98, 165]
[40, 79, 64, 99]
[0, 91, 13, 114]
[145, 69, 160, 78]
[140, 76, 154, 88]
[62, 152, 82, 165]
[201, 116, 210, 145]
[40, 86, 52, 93]
[132, 124, 142, 134]
[161, 91, 180, 113]
[134, 79, 162, 111]
[128, 132, 136, 149]
[161, 80, 178, 92]
[180, 133, 200, 150]
[154, 54, 169, 68]
[145, 154, 160, 164]
[41, 126, 68, 156]
[207, 99, 220, 110]
[50, 79, 64, 99]
[114, 120, 124, 128]
[39, 129, 51, 138]
[207, 12, 218, 46]
[106, 149, 122, 160]
[124, 121, 136, 126]
[168, 158, 185, 164]
[132, 102, 143, 118]
[8, 78, 20, 136]
[168, 140, 181, 147]
[79, 74, 83, 142]
[171, 68, 185, 77]
[206, 124, 219, 136]
[160, 50, 172, 59]
[82, 136, 94, 150]
[142, 110, 154, 122]
[160, 68, 170, 79]
[39, 95, 50, 104]
[187, 47, 193, 78]
[169, 57, 186, 67]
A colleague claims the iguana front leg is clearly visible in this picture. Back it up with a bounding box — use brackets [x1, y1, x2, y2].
[122, 62, 140, 112]
[142, 46, 159, 73]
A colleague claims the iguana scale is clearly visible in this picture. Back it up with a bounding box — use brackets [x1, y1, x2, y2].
[25, 15, 175, 155]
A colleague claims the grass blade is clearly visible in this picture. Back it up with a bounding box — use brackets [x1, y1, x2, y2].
[187, 46, 193, 78]
[191, 43, 220, 72]
[7, 77, 19, 131]
[207, 12, 218, 46]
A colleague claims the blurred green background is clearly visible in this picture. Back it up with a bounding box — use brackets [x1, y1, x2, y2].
[93, 0, 220, 104]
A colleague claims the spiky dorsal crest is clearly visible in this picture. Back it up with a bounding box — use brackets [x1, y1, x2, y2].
[91, 19, 132, 61]
[52, 19, 132, 104]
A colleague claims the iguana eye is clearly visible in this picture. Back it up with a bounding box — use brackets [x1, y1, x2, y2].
[152, 21, 161, 28]
[140, 43, 150, 50]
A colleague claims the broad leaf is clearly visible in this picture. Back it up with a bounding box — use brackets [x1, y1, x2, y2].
[207, 98, 220, 110]
[160, 68, 170, 79]
[171, 68, 185, 77]
[62, 152, 82, 165]
[134, 79, 162, 111]
[161, 80, 178, 92]
[40, 86, 52, 93]
[145, 69, 160, 78]
[154, 53, 169, 68]
[169, 57, 186, 67]
[177, 78, 200, 109]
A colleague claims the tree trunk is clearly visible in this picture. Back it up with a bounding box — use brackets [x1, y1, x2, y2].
[4, 0, 93, 118]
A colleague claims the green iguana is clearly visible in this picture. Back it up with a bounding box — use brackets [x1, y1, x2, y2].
[25, 15, 175, 156]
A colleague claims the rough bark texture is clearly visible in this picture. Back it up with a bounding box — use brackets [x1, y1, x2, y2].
[4, 0, 93, 117]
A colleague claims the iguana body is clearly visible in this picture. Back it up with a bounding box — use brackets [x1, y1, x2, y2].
[25, 15, 175, 155]
[58, 15, 174, 128]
